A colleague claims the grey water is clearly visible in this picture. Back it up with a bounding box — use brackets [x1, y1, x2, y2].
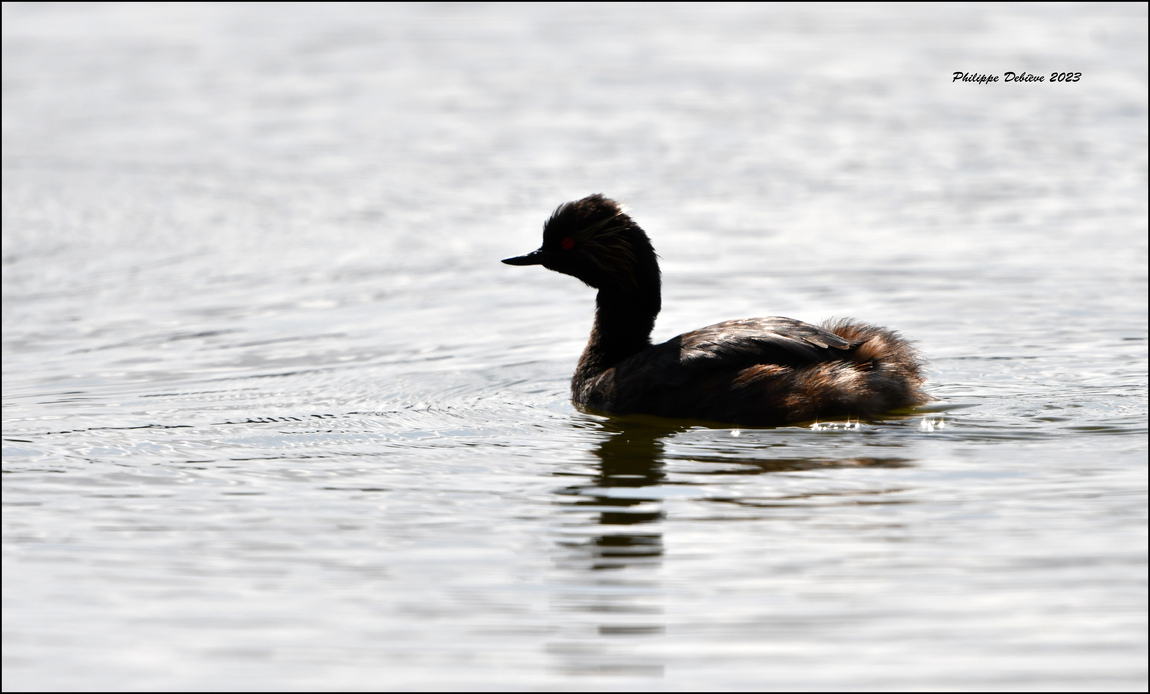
[2, 3, 1147, 690]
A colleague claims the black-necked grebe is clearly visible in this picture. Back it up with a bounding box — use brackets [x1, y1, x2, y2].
[503, 194, 928, 426]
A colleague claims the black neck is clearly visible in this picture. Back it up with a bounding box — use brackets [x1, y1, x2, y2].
[576, 285, 660, 379]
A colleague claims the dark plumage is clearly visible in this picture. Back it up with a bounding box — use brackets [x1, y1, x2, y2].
[503, 194, 929, 427]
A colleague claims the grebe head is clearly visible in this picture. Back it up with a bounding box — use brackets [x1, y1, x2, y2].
[502, 194, 659, 294]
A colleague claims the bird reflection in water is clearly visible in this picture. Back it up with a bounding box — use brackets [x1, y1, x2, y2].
[548, 418, 674, 677]
[555, 418, 673, 570]
[548, 417, 914, 678]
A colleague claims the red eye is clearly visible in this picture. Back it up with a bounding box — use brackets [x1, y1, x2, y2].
[561, 237, 575, 250]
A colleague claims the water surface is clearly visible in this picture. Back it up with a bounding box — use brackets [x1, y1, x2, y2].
[3, 4, 1147, 690]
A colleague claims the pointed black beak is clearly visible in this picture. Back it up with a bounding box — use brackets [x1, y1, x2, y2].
[502, 249, 552, 266]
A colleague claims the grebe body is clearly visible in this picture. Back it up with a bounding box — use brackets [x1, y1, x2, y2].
[503, 195, 928, 426]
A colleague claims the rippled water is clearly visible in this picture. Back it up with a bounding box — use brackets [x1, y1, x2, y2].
[3, 3, 1147, 690]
